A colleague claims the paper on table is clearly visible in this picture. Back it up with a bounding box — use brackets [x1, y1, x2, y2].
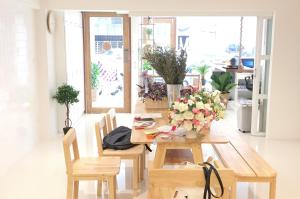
[135, 113, 162, 119]
[156, 125, 186, 136]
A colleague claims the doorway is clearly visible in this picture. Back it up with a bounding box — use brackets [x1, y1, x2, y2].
[83, 12, 131, 113]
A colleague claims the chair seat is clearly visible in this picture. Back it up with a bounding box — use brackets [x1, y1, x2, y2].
[103, 144, 144, 156]
[72, 157, 120, 177]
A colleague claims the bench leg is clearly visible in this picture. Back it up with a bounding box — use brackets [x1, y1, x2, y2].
[230, 182, 236, 199]
[269, 177, 276, 199]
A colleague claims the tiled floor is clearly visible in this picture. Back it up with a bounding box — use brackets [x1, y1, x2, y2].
[1, 103, 300, 199]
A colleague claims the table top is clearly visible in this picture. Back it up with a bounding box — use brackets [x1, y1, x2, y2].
[130, 101, 228, 144]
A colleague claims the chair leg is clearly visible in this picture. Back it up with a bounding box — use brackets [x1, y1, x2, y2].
[97, 180, 102, 197]
[269, 177, 276, 199]
[133, 157, 139, 194]
[66, 176, 73, 199]
[108, 176, 117, 199]
[73, 181, 79, 199]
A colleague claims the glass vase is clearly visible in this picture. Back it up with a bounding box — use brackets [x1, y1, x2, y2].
[167, 84, 182, 107]
[185, 130, 197, 139]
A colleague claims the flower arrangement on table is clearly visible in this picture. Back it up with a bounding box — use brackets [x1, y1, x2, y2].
[169, 90, 225, 137]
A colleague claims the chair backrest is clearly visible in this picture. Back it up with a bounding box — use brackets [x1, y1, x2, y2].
[106, 108, 117, 132]
[63, 128, 80, 174]
[148, 167, 236, 199]
[95, 115, 109, 156]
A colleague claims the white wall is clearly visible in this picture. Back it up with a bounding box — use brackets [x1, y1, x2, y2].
[64, 11, 85, 127]
[42, 0, 300, 139]
[0, 0, 41, 175]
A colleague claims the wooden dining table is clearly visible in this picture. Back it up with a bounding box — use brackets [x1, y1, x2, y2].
[131, 101, 229, 168]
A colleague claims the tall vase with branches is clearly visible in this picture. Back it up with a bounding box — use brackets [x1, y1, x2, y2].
[53, 84, 79, 135]
[143, 46, 187, 106]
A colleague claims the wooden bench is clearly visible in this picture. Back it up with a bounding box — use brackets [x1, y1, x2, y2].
[147, 161, 236, 199]
[212, 136, 277, 199]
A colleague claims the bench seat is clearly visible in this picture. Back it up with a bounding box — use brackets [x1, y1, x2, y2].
[213, 136, 277, 199]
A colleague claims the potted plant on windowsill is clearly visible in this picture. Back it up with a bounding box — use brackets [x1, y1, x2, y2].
[211, 72, 236, 107]
[137, 80, 168, 109]
[143, 46, 187, 107]
[196, 64, 210, 86]
[91, 62, 100, 101]
[53, 84, 79, 135]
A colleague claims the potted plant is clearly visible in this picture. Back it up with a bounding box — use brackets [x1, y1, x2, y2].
[143, 46, 187, 107]
[137, 80, 168, 109]
[211, 72, 236, 107]
[91, 62, 100, 101]
[144, 27, 153, 40]
[53, 84, 79, 135]
[196, 64, 210, 86]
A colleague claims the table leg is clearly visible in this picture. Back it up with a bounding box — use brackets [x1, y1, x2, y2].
[153, 144, 167, 168]
[191, 143, 203, 164]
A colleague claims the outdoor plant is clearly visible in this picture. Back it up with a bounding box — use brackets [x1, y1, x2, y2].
[143, 46, 187, 84]
[211, 72, 236, 94]
[137, 81, 167, 101]
[142, 60, 153, 71]
[196, 64, 210, 85]
[169, 90, 225, 132]
[53, 84, 79, 135]
[91, 62, 100, 90]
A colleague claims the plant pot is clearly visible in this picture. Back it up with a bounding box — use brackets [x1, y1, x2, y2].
[185, 130, 197, 139]
[201, 78, 206, 86]
[63, 127, 72, 135]
[220, 92, 230, 108]
[167, 84, 182, 107]
[144, 98, 168, 109]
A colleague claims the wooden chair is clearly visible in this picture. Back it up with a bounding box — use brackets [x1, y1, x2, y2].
[95, 112, 145, 193]
[148, 160, 236, 199]
[63, 128, 120, 199]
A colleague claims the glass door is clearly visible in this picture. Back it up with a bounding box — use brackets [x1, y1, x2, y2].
[83, 12, 131, 113]
[251, 16, 273, 136]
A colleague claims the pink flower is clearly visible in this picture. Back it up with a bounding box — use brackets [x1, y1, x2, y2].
[192, 108, 200, 114]
[204, 110, 210, 117]
[192, 119, 200, 125]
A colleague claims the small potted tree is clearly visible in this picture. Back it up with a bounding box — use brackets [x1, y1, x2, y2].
[196, 64, 210, 86]
[211, 72, 236, 107]
[53, 84, 79, 135]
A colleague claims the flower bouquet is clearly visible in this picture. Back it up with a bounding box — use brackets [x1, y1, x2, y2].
[169, 90, 225, 138]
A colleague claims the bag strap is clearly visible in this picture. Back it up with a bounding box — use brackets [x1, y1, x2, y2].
[202, 162, 224, 199]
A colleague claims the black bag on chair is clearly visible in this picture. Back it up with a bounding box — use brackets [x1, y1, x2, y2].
[202, 162, 224, 199]
[102, 126, 136, 150]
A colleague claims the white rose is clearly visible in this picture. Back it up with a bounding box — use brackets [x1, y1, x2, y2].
[174, 114, 184, 121]
[196, 101, 204, 109]
[178, 103, 188, 112]
[183, 120, 193, 131]
[183, 111, 194, 120]
[173, 101, 180, 110]
[195, 112, 204, 120]
[204, 103, 212, 111]
[187, 99, 194, 106]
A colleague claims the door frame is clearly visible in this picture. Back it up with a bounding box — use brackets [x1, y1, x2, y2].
[82, 12, 131, 113]
[251, 16, 273, 136]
